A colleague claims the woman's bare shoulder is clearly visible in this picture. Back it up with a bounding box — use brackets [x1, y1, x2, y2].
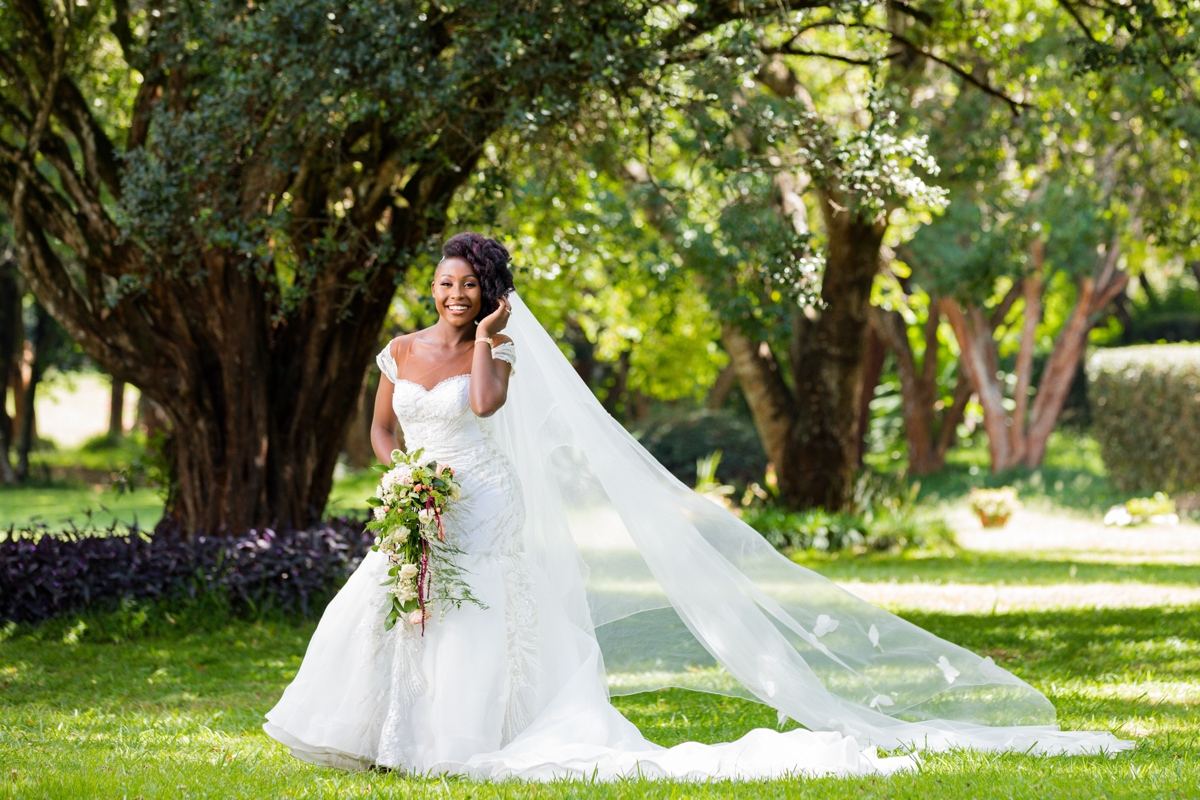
[492, 333, 514, 346]
[389, 331, 421, 357]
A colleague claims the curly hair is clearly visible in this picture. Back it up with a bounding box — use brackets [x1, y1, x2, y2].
[440, 232, 515, 322]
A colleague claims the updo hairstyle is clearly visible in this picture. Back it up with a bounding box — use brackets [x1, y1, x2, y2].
[440, 232, 515, 322]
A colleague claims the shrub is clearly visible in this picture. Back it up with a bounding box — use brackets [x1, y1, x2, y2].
[742, 471, 955, 553]
[1087, 344, 1200, 493]
[636, 409, 767, 487]
[0, 517, 372, 626]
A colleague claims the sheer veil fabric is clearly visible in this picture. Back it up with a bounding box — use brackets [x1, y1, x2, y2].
[491, 291, 1133, 759]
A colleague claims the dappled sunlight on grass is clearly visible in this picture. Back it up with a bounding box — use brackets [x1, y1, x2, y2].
[0, 485, 165, 531]
[2, 599, 1196, 798]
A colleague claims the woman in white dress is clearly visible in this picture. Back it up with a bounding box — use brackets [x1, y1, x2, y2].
[263, 232, 1132, 781]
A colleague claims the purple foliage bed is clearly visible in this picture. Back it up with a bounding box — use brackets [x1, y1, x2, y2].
[0, 517, 373, 625]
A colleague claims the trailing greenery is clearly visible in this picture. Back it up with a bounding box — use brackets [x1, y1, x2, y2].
[1088, 344, 1200, 494]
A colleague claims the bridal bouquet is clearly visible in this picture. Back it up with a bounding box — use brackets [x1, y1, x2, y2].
[367, 448, 484, 631]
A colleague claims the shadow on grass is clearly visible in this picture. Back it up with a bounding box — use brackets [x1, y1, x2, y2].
[1, 604, 1196, 798]
[3, 605, 1195, 734]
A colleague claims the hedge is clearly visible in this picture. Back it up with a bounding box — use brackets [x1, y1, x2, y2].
[1087, 344, 1200, 494]
[0, 517, 372, 626]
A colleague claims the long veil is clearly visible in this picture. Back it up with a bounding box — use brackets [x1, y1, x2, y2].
[491, 292, 1131, 756]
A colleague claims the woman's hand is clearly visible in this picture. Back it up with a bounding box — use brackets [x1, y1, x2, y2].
[477, 296, 512, 339]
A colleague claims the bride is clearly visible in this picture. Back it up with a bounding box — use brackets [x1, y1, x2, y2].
[263, 232, 1132, 780]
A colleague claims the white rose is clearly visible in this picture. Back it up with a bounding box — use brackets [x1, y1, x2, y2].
[399, 563, 418, 582]
[391, 582, 417, 603]
[372, 506, 387, 522]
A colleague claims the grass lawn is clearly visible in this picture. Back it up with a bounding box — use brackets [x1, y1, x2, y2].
[792, 550, 1200, 586]
[0, 452, 378, 532]
[2, 587, 1194, 797]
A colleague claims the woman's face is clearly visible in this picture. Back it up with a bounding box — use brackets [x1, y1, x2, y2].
[431, 258, 483, 328]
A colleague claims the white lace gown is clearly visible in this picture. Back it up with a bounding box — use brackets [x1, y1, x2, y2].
[262, 341, 916, 780]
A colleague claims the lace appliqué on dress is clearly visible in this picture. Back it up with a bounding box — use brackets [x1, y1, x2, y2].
[491, 341, 516, 372]
[377, 343, 398, 384]
[501, 551, 538, 746]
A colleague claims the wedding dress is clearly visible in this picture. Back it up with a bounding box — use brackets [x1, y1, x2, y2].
[263, 293, 1132, 780]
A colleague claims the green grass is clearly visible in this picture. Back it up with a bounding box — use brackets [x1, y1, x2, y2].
[792, 550, 1200, 586]
[1, 598, 1194, 798]
[0, 485, 166, 531]
[324, 466, 380, 518]
[0, 460, 379, 532]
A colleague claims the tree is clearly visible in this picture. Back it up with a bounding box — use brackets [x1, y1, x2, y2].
[475, 3, 979, 509]
[898, 2, 1189, 473]
[1, 0, 802, 533]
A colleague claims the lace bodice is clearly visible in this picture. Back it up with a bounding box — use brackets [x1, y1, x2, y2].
[375, 340, 521, 557]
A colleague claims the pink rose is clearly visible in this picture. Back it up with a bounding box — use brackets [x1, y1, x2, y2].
[407, 608, 431, 626]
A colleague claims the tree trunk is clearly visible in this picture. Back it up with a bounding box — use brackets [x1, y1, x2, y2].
[1008, 243, 1043, 464]
[108, 377, 126, 439]
[945, 300, 1018, 472]
[856, 325, 887, 465]
[721, 325, 794, 473]
[0, 259, 18, 483]
[872, 305, 935, 474]
[1024, 241, 1128, 465]
[779, 199, 887, 509]
[15, 303, 50, 480]
[124, 251, 405, 534]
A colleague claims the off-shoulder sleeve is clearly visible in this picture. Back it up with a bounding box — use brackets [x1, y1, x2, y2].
[492, 341, 516, 373]
[376, 342, 398, 384]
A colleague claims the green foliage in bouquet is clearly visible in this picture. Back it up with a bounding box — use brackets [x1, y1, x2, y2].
[1088, 345, 1200, 494]
[367, 449, 485, 631]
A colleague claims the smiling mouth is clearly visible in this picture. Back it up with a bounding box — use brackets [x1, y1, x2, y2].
[446, 304, 470, 313]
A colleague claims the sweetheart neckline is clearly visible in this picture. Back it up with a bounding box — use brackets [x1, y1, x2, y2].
[394, 373, 471, 394]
